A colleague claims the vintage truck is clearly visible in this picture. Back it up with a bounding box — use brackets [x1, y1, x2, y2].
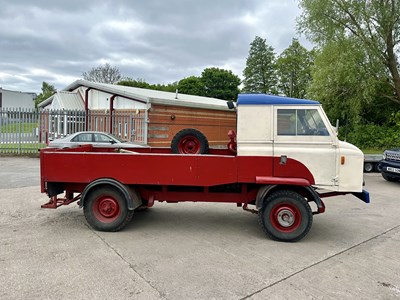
[40, 94, 369, 242]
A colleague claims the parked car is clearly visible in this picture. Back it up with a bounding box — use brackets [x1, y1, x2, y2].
[48, 132, 146, 149]
[379, 148, 400, 182]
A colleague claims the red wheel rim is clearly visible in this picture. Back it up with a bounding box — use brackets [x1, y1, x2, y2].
[178, 136, 200, 154]
[93, 196, 120, 223]
[269, 203, 301, 233]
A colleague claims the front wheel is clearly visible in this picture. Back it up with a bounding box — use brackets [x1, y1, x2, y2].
[84, 187, 133, 231]
[258, 190, 313, 242]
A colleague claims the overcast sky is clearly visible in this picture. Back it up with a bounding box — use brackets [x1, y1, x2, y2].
[0, 0, 310, 94]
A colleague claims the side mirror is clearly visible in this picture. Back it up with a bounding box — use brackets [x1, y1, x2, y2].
[227, 101, 235, 110]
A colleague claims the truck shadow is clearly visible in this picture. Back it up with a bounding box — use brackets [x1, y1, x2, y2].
[124, 203, 266, 239]
[40, 203, 361, 243]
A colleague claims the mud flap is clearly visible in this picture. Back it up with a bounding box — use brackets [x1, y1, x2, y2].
[352, 190, 370, 203]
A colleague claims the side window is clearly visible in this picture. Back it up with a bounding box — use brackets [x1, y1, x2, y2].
[277, 109, 329, 136]
[94, 133, 112, 143]
[72, 133, 93, 142]
[277, 109, 297, 135]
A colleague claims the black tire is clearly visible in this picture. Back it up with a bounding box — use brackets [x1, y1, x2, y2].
[258, 190, 313, 242]
[382, 173, 398, 182]
[84, 187, 133, 231]
[374, 163, 382, 172]
[171, 128, 209, 154]
[364, 162, 373, 173]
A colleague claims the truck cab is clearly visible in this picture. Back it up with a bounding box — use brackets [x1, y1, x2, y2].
[236, 94, 364, 193]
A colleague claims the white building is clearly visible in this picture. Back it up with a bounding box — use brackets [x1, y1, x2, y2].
[0, 88, 36, 109]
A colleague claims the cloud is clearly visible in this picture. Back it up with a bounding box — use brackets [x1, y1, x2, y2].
[0, 0, 309, 93]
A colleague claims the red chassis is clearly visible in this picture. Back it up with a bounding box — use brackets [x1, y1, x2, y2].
[40, 145, 331, 242]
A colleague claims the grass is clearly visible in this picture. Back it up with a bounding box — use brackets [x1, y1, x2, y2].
[0, 142, 46, 154]
[362, 148, 385, 154]
[0, 122, 39, 133]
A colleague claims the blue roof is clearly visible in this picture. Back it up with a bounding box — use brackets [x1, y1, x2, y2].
[237, 94, 320, 106]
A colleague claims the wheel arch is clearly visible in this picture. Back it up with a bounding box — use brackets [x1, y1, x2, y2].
[80, 178, 142, 211]
[255, 184, 325, 214]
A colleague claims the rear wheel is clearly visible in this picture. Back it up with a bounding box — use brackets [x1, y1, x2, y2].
[258, 190, 313, 242]
[84, 187, 133, 231]
[171, 128, 209, 154]
[374, 163, 382, 172]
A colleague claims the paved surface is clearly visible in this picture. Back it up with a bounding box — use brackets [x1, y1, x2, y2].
[0, 157, 399, 299]
[0, 157, 40, 188]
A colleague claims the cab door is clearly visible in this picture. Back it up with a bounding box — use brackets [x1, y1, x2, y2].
[273, 106, 339, 188]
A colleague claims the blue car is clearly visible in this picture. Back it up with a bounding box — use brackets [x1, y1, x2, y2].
[379, 148, 400, 182]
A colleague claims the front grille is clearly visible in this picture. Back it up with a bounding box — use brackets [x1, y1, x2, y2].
[386, 151, 400, 162]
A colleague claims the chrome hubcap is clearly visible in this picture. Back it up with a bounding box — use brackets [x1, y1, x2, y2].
[277, 209, 295, 227]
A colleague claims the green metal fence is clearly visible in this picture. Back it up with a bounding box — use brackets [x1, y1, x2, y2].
[0, 108, 44, 154]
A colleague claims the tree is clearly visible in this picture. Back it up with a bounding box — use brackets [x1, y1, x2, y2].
[307, 38, 399, 147]
[177, 76, 205, 96]
[118, 78, 178, 92]
[82, 63, 122, 84]
[117, 68, 240, 100]
[118, 78, 151, 89]
[298, 0, 400, 104]
[276, 39, 314, 98]
[307, 39, 374, 124]
[243, 36, 277, 94]
[152, 82, 178, 93]
[35, 82, 56, 107]
[201, 68, 241, 101]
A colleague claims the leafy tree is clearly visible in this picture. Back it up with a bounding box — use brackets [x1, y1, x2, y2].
[35, 82, 56, 107]
[243, 36, 277, 94]
[298, 0, 400, 105]
[153, 82, 178, 93]
[118, 78, 151, 89]
[307, 38, 399, 145]
[118, 78, 178, 92]
[201, 67, 241, 101]
[177, 76, 205, 96]
[307, 39, 373, 124]
[82, 63, 122, 84]
[276, 38, 314, 98]
[117, 68, 240, 100]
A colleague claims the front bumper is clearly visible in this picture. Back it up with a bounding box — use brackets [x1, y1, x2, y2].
[379, 159, 400, 179]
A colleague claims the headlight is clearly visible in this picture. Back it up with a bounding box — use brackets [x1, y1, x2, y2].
[383, 152, 387, 159]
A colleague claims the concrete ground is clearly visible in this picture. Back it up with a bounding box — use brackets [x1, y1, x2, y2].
[0, 157, 399, 299]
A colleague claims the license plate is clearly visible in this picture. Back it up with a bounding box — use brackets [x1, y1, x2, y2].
[387, 167, 400, 174]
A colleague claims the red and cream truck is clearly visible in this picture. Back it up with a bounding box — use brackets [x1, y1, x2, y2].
[40, 94, 369, 242]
